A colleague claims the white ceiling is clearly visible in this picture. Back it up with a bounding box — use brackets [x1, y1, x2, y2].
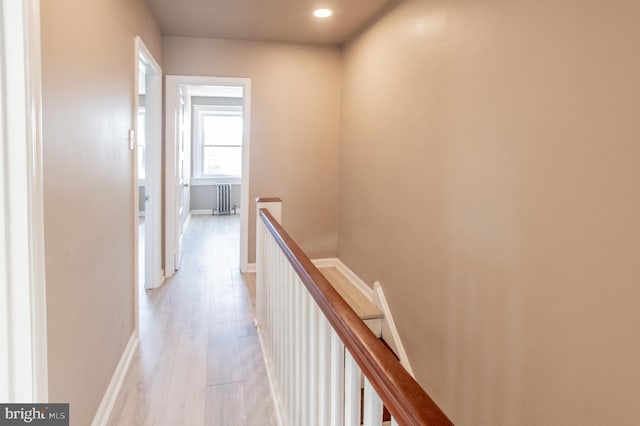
[148, 0, 396, 45]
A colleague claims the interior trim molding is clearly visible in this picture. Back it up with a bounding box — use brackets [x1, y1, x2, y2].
[372, 282, 414, 377]
[92, 333, 139, 426]
[190, 209, 242, 216]
[254, 320, 286, 425]
[165, 75, 252, 276]
[312, 257, 374, 301]
[0, 0, 48, 402]
[309, 257, 336, 269]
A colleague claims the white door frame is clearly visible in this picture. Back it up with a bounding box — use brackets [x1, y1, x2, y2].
[0, 0, 48, 402]
[133, 36, 162, 339]
[165, 75, 252, 275]
[134, 37, 162, 293]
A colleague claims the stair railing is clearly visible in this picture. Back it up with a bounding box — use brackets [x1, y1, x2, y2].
[255, 198, 452, 426]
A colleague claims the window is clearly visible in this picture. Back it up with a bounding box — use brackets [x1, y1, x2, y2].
[193, 105, 243, 178]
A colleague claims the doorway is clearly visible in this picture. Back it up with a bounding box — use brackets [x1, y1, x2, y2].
[165, 76, 252, 276]
[134, 37, 162, 322]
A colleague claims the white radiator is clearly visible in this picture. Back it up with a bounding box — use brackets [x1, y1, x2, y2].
[214, 183, 232, 215]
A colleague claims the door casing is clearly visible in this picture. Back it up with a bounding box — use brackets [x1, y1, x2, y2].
[0, 0, 48, 402]
[164, 75, 252, 275]
[134, 37, 162, 339]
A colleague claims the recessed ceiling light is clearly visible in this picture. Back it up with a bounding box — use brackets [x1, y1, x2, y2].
[314, 8, 333, 18]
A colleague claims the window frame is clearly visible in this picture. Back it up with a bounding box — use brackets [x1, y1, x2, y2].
[192, 104, 243, 179]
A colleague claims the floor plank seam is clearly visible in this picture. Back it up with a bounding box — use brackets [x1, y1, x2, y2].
[110, 216, 278, 425]
[206, 380, 244, 387]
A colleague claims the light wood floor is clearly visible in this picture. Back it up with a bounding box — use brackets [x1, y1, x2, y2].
[109, 215, 277, 426]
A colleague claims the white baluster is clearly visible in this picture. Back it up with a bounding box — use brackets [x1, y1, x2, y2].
[308, 295, 319, 426]
[255, 219, 264, 327]
[391, 418, 399, 426]
[273, 241, 279, 368]
[279, 252, 286, 394]
[267, 237, 273, 362]
[264, 233, 270, 337]
[300, 282, 310, 425]
[330, 330, 345, 426]
[344, 351, 361, 426]
[363, 377, 383, 426]
[295, 277, 305, 425]
[274, 250, 282, 395]
[255, 224, 260, 316]
[280, 255, 288, 404]
[317, 312, 331, 426]
[286, 267, 295, 423]
[262, 230, 268, 335]
[261, 224, 266, 324]
[280, 263, 287, 419]
[271, 239, 277, 363]
[268, 242, 275, 381]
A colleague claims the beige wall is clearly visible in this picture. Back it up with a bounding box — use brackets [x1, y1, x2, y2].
[163, 37, 342, 262]
[40, 0, 161, 424]
[339, 0, 640, 424]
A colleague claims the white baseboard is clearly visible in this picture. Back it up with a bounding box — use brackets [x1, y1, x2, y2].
[246, 262, 256, 273]
[213, 209, 241, 216]
[372, 282, 414, 378]
[92, 332, 139, 426]
[255, 320, 285, 426]
[310, 257, 337, 269]
[312, 257, 374, 301]
[191, 209, 242, 216]
[147, 269, 166, 290]
[334, 259, 374, 301]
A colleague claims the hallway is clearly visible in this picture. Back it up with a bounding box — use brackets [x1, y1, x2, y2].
[109, 215, 277, 425]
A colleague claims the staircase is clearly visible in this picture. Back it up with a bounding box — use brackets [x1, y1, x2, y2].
[255, 197, 452, 425]
[318, 267, 384, 338]
[318, 267, 394, 425]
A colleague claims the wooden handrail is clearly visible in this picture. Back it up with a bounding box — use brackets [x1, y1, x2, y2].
[255, 197, 283, 203]
[259, 209, 452, 425]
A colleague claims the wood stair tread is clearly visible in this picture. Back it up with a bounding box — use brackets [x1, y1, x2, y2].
[319, 267, 383, 320]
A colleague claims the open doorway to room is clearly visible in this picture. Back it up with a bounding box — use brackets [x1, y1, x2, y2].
[190, 86, 243, 210]
[136, 60, 148, 290]
[165, 77, 251, 276]
[134, 37, 162, 328]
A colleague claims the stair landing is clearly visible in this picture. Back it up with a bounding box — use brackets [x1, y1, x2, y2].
[319, 266, 383, 337]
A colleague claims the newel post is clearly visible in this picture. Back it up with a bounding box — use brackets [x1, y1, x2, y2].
[255, 197, 282, 329]
[256, 197, 282, 224]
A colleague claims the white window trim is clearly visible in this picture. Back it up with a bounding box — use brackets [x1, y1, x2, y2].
[192, 104, 243, 179]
